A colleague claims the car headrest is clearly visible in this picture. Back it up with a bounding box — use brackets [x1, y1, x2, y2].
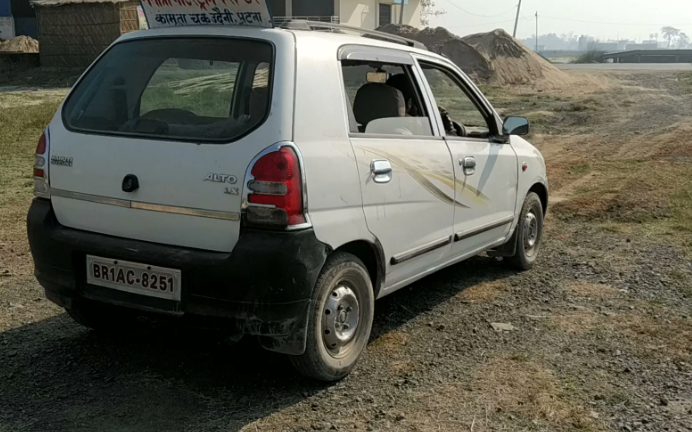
[353, 83, 405, 129]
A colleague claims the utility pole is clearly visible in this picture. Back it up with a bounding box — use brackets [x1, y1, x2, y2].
[512, 0, 522, 38]
[535, 11, 539, 52]
[399, 0, 405, 25]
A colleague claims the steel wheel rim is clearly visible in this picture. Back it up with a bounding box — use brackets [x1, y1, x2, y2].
[523, 210, 539, 256]
[322, 285, 361, 358]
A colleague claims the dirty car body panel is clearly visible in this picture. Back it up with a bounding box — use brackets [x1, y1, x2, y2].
[27, 20, 548, 366]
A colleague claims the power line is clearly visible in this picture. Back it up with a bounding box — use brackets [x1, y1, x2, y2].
[437, 2, 692, 27]
[440, 0, 518, 19]
[446, 19, 516, 30]
[541, 15, 692, 27]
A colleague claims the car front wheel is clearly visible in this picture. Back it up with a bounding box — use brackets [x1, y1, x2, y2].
[289, 252, 375, 381]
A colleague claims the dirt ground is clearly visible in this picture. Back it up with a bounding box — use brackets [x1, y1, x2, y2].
[1, 70, 692, 432]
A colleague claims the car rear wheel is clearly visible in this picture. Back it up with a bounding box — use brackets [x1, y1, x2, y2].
[289, 252, 375, 381]
[506, 192, 544, 271]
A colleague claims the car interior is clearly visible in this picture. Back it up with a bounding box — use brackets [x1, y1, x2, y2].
[343, 61, 471, 137]
[63, 38, 273, 142]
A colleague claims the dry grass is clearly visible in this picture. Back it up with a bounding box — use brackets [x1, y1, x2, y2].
[471, 357, 601, 430]
[530, 75, 692, 251]
[393, 357, 605, 431]
[550, 304, 692, 362]
[0, 90, 66, 109]
[549, 312, 603, 335]
[370, 331, 411, 355]
[458, 280, 508, 302]
[565, 282, 620, 299]
[482, 71, 612, 99]
[390, 360, 415, 375]
[551, 159, 691, 226]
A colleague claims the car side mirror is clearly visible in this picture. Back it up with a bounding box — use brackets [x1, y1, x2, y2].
[503, 116, 530, 136]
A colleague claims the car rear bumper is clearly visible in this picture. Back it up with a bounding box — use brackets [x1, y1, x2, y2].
[27, 198, 329, 355]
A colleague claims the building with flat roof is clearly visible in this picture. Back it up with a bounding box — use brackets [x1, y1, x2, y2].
[269, 0, 422, 30]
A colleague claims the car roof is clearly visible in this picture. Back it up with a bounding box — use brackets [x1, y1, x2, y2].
[117, 25, 444, 62]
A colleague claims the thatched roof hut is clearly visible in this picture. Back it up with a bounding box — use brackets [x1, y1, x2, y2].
[31, 0, 139, 67]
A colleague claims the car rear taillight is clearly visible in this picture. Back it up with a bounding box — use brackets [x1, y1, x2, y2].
[246, 146, 306, 228]
[33, 131, 50, 199]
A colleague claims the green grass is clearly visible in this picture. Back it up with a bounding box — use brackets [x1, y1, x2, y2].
[681, 72, 692, 94]
[141, 86, 234, 118]
[570, 49, 606, 64]
[670, 178, 692, 233]
[434, 94, 487, 128]
[567, 163, 591, 176]
[551, 155, 692, 254]
[0, 98, 59, 184]
[140, 68, 238, 118]
[556, 100, 603, 112]
[665, 268, 692, 296]
[0, 99, 61, 244]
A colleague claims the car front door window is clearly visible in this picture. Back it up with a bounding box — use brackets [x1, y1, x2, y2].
[420, 64, 492, 139]
[416, 59, 519, 257]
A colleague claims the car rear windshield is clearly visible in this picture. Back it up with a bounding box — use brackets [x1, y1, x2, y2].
[62, 37, 273, 143]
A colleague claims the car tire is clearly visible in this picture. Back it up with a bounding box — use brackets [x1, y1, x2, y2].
[66, 300, 138, 332]
[505, 192, 544, 271]
[289, 252, 375, 381]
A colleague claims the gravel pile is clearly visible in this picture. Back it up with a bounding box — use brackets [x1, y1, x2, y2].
[379, 25, 571, 87]
[378, 24, 493, 82]
[463, 29, 571, 86]
[0, 36, 39, 53]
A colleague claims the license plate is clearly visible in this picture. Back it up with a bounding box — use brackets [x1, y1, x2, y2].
[86, 255, 182, 301]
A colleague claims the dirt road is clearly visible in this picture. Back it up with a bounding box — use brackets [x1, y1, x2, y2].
[1, 70, 691, 432]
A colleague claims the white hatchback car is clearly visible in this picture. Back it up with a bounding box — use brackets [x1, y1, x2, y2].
[28, 21, 547, 381]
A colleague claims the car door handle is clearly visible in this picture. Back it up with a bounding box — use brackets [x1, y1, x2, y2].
[371, 159, 393, 184]
[460, 156, 476, 176]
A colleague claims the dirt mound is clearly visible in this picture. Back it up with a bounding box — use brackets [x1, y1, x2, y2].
[0, 36, 39, 53]
[378, 25, 571, 87]
[462, 29, 525, 59]
[462, 29, 570, 86]
[378, 24, 493, 82]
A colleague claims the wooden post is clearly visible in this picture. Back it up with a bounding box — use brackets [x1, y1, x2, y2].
[535, 12, 539, 52]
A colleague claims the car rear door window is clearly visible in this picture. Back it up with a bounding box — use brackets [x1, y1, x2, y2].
[62, 37, 273, 143]
[341, 60, 434, 137]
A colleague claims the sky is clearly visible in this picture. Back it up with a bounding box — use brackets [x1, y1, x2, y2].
[429, 0, 692, 42]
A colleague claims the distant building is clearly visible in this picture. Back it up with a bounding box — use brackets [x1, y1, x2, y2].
[595, 42, 619, 52]
[578, 35, 594, 51]
[0, 0, 14, 40]
[269, 0, 423, 30]
[626, 41, 659, 51]
[31, 0, 139, 67]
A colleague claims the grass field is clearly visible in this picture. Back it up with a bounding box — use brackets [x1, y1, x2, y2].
[140, 68, 238, 117]
[0, 96, 62, 278]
